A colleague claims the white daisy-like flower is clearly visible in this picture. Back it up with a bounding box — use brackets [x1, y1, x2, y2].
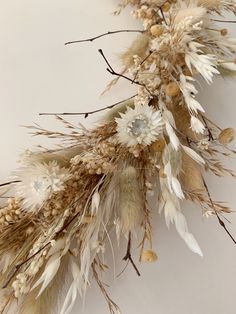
[13, 161, 72, 211]
[115, 103, 163, 147]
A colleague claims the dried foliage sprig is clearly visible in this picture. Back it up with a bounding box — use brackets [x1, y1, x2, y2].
[1, 0, 236, 313]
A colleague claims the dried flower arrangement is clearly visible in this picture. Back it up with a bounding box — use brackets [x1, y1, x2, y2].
[1, 0, 236, 313]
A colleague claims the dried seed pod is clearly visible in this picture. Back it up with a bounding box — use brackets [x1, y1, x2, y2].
[165, 82, 180, 97]
[218, 128, 235, 145]
[141, 250, 158, 262]
[150, 24, 164, 37]
[151, 138, 166, 152]
[220, 28, 228, 36]
[159, 167, 167, 178]
[162, 2, 171, 12]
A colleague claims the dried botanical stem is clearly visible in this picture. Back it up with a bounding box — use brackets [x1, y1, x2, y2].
[92, 261, 121, 314]
[2, 241, 51, 289]
[212, 19, 236, 23]
[202, 116, 222, 131]
[203, 179, 236, 244]
[64, 29, 144, 45]
[39, 95, 136, 118]
[98, 49, 154, 96]
[159, 7, 167, 25]
[201, 116, 214, 141]
[132, 51, 153, 83]
[123, 231, 141, 277]
[0, 181, 20, 188]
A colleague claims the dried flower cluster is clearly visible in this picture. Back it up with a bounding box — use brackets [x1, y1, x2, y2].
[1, 0, 236, 313]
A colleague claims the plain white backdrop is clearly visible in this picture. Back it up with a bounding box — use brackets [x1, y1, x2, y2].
[1, 1, 236, 314]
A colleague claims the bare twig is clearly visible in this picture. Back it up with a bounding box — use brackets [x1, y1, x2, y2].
[65, 29, 144, 45]
[2, 241, 51, 288]
[212, 19, 236, 23]
[0, 181, 20, 188]
[92, 261, 121, 314]
[98, 49, 154, 96]
[159, 7, 167, 25]
[39, 95, 136, 118]
[201, 115, 214, 141]
[132, 51, 153, 83]
[123, 231, 141, 277]
[203, 179, 236, 244]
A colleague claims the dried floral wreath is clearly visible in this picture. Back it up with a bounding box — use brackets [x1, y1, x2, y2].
[1, 0, 236, 313]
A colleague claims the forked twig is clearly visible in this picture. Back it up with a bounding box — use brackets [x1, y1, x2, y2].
[123, 231, 141, 277]
[203, 179, 236, 244]
[98, 49, 154, 96]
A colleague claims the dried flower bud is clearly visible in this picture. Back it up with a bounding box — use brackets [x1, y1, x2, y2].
[26, 226, 34, 235]
[151, 138, 166, 152]
[162, 2, 171, 12]
[159, 167, 167, 178]
[150, 24, 163, 37]
[165, 82, 180, 97]
[141, 250, 158, 262]
[218, 128, 235, 145]
[220, 28, 228, 36]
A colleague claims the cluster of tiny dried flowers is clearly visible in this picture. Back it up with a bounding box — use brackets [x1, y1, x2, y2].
[0, 1, 236, 314]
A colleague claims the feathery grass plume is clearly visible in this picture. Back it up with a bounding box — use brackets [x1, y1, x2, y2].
[119, 166, 144, 233]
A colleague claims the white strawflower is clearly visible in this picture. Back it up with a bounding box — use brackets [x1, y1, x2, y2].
[13, 161, 72, 211]
[115, 103, 163, 147]
[190, 116, 206, 134]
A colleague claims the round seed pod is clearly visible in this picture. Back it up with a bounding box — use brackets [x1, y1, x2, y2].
[141, 250, 158, 262]
[165, 82, 180, 97]
[159, 168, 167, 178]
[150, 24, 164, 37]
[220, 28, 228, 36]
[151, 138, 166, 152]
[218, 128, 235, 145]
[162, 2, 171, 12]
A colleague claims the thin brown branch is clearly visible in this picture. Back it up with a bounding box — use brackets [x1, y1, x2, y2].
[159, 7, 167, 25]
[2, 241, 51, 289]
[39, 95, 136, 118]
[212, 19, 236, 23]
[123, 231, 141, 277]
[201, 115, 214, 141]
[132, 51, 153, 83]
[98, 49, 154, 96]
[203, 179, 236, 245]
[0, 181, 20, 188]
[92, 261, 121, 314]
[65, 29, 144, 45]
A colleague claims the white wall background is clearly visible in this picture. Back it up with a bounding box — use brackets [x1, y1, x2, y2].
[0, 1, 236, 314]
